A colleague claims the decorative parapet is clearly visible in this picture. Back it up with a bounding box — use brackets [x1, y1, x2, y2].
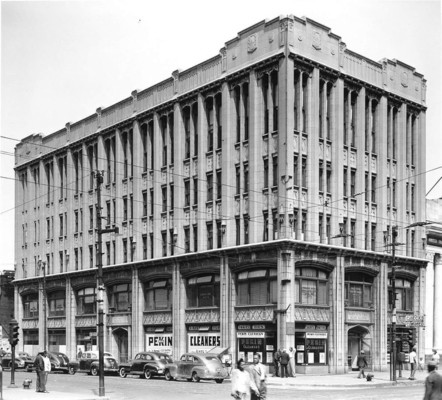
[22, 318, 39, 329]
[47, 317, 66, 328]
[143, 311, 173, 325]
[294, 306, 330, 322]
[75, 315, 97, 327]
[234, 305, 275, 322]
[185, 308, 220, 323]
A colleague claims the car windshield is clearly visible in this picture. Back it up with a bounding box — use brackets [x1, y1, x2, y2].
[104, 353, 113, 357]
[204, 356, 220, 362]
[157, 355, 172, 362]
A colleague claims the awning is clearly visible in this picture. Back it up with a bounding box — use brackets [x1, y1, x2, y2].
[207, 346, 230, 356]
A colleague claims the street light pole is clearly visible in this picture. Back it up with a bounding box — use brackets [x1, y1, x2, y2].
[38, 259, 47, 350]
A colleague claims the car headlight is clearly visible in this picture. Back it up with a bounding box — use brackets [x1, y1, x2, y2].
[157, 368, 163, 373]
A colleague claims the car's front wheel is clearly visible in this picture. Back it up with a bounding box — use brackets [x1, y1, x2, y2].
[68, 366, 76, 375]
[119, 367, 127, 378]
[164, 369, 173, 381]
[215, 379, 224, 384]
[191, 372, 200, 382]
[91, 366, 98, 376]
[143, 369, 152, 379]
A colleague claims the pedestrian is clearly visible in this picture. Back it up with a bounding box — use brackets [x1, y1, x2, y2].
[409, 346, 417, 380]
[272, 348, 281, 377]
[231, 358, 259, 400]
[248, 353, 267, 400]
[423, 361, 442, 400]
[77, 347, 83, 360]
[432, 349, 440, 370]
[419, 357, 425, 372]
[357, 350, 368, 379]
[35, 349, 50, 393]
[280, 349, 290, 378]
[288, 347, 296, 377]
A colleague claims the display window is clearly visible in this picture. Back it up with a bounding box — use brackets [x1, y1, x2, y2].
[145, 326, 173, 355]
[236, 324, 276, 364]
[295, 324, 328, 365]
[187, 325, 221, 353]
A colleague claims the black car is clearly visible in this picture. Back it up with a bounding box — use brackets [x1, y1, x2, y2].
[118, 352, 173, 379]
[1, 352, 34, 371]
[68, 351, 118, 375]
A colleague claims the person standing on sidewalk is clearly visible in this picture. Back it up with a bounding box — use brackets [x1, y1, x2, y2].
[423, 361, 442, 400]
[409, 346, 418, 380]
[231, 358, 259, 400]
[432, 349, 440, 370]
[35, 349, 50, 393]
[280, 349, 290, 378]
[248, 353, 267, 400]
[357, 350, 368, 379]
[272, 348, 281, 377]
[288, 347, 296, 377]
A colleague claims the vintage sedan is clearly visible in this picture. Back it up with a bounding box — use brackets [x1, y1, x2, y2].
[47, 351, 75, 374]
[118, 352, 172, 379]
[163, 353, 227, 383]
[1, 352, 34, 371]
[69, 351, 118, 376]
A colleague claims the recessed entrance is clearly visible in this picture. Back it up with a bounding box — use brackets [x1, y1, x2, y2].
[347, 326, 371, 371]
[112, 327, 128, 363]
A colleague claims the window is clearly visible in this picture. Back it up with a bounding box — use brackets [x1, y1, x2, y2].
[207, 223, 213, 250]
[326, 165, 331, 193]
[108, 283, 132, 312]
[123, 197, 128, 221]
[184, 228, 190, 253]
[389, 278, 413, 311]
[193, 177, 198, 206]
[144, 279, 172, 311]
[143, 192, 147, 216]
[244, 83, 250, 139]
[89, 206, 93, 230]
[235, 87, 241, 142]
[161, 118, 167, 166]
[371, 224, 376, 251]
[162, 187, 167, 212]
[76, 288, 96, 315]
[264, 159, 269, 188]
[293, 155, 298, 186]
[142, 124, 148, 172]
[319, 162, 324, 192]
[184, 108, 191, 159]
[48, 290, 66, 317]
[130, 195, 133, 220]
[23, 293, 39, 318]
[301, 158, 307, 187]
[193, 105, 198, 157]
[243, 165, 249, 193]
[295, 267, 329, 305]
[123, 239, 128, 263]
[207, 99, 214, 152]
[244, 218, 249, 244]
[193, 225, 198, 252]
[371, 175, 376, 203]
[142, 235, 147, 259]
[236, 218, 240, 245]
[187, 275, 220, 308]
[272, 157, 278, 187]
[150, 189, 154, 215]
[162, 232, 167, 257]
[89, 245, 94, 268]
[207, 174, 213, 201]
[350, 170, 356, 197]
[59, 214, 64, 237]
[216, 171, 222, 199]
[345, 273, 374, 308]
[216, 96, 222, 149]
[59, 251, 64, 273]
[263, 212, 269, 241]
[343, 168, 348, 197]
[236, 167, 240, 194]
[237, 269, 277, 305]
[106, 242, 110, 266]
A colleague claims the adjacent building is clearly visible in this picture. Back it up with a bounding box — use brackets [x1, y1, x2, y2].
[13, 15, 428, 374]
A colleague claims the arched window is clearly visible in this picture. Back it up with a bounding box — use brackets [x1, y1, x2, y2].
[187, 275, 220, 308]
[108, 283, 132, 312]
[237, 268, 277, 306]
[144, 279, 172, 311]
[47, 290, 66, 317]
[23, 293, 39, 318]
[295, 267, 329, 305]
[76, 288, 96, 315]
[345, 273, 374, 308]
[388, 277, 413, 311]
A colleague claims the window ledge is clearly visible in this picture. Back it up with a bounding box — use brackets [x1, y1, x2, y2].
[185, 306, 220, 311]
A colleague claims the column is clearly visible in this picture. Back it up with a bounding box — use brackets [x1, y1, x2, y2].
[434, 254, 442, 351]
[132, 120, 142, 261]
[196, 94, 207, 249]
[115, 130, 124, 262]
[377, 96, 389, 246]
[152, 115, 162, 257]
[355, 87, 366, 248]
[173, 103, 185, 253]
[172, 263, 186, 356]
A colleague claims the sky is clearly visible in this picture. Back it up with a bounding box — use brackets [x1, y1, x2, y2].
[1, 0, 441, 271]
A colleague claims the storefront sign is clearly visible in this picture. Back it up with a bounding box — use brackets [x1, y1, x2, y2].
[404, 314, 425, 327]
[347, 310, 371, 322]
[145, 334, 173, 355]
[252, 325, 265, 330]
[238, 325, 251, 330]
[237, 332, 266, 338]
[306, 332, 328, 339]
[188, 333, 220, 353]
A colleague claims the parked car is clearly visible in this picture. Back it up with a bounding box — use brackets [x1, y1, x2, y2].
[68, 351, 118, 376]
[46, 351, 75, 374]
[1, 352, 34, 371]
[163, 353, 227, 383]
[118, 352, 172, 379]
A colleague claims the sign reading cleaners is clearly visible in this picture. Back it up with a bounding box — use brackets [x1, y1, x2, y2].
[145, 334, 173, 355]
[187, 333, 221, 353]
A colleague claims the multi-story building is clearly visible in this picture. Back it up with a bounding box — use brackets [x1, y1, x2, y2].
[13, 15, 427, 374]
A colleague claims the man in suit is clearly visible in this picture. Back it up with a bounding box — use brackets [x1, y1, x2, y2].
[357, 350, 368, 379]
[280, 349, 290, 378]
[34, 349, 49, 393]
[272, 348, 281, 377]
[423, 361, 442, 400]
[248, 353, 267, 400]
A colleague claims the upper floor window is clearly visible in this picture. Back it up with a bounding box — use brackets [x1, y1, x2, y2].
[187, 275, 220, 308]
[144, 279, 172, 311]
[23, 293, 39, 318]
[48, 290, 66, 317]
[389, 277, 413, 311]
[237, 269, 277, 306]
[295, 267, 329, 305]
[76, 287, 96, 315]
[345, 273, 374, 308]
[108, 283, 132, 312]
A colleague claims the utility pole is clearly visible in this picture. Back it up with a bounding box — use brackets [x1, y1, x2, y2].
[38, 259, 47, 350]
[95, 171, 119, 397]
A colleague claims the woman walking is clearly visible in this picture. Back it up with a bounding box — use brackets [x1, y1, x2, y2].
[231, 358, 259, 400]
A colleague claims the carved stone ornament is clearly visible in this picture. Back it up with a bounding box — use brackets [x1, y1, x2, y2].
[232, 48, 237, 60]
[415, 82, 419, 91]
[401, 71, 408, 87]
[269, 32, 274, 43]
[312, 31, 322, 50]
[298, 34, 303, 41]
[247, 34, 258, 53]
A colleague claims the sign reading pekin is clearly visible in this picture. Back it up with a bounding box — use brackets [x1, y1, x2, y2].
[145, 334, 173, 355]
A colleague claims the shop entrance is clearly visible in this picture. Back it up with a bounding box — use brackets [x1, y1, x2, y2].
[347, 326, 371, 371]
[112, 327, 128, 363]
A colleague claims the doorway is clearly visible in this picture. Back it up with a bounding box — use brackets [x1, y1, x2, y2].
[112, 328, 128, 363]
[347, 326, 372, 371]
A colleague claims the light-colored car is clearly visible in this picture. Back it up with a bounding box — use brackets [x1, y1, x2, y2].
[1, 352, 32, 370]
[163, 353, 227, 384]
[68, 350, 118, 376]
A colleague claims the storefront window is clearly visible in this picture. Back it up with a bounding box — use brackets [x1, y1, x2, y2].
[388, 278, 413, 311]
[295, 324, 328, 365]
[295, 268, 328, 305]
[187, 275, 220, 308]
[76, 328, 97, 352]
[345, 273, 374, 308]
[23, 330, 39, 345]
[76, 287, 96, 315]
[48, 329, 66, 352]
[237, 268, 277, 305]
[108, 283, 132, 312]
[48, 290, 66, 317]
[144, 279, 172, 311]
[23, 293, 39, 318]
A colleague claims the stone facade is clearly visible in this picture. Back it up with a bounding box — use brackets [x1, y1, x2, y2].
[13, 15, 427, 374]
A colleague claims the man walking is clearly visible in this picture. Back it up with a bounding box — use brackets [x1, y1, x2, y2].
[272, 348, 281, 377]
[409, 346, 417, 380]
[280, 349, 290, 378]
[423, 361, 442, 400]
[357, 350, 368, 379]
[35, 349, 50, 393]
[248, 353, 267, 400]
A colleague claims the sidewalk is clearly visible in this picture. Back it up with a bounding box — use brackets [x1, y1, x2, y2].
[1, 387, 110, 400]
[266, 369, 427, 388]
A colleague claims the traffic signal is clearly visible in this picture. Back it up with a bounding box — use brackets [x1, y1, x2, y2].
[11, 324, 19, 347]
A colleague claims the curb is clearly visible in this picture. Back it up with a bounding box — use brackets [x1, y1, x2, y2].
[266, 379, 425, 388]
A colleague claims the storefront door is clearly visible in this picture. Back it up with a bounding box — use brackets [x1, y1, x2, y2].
[112, 328, 128, 363]
[347, 326, 371, 371]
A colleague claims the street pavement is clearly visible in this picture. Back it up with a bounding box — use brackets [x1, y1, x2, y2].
[0, 368, 428, 400]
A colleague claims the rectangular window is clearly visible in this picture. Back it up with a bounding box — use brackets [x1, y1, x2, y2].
[319, 214, 323, 243]
[207, 174, 213, 201]
[123, 197, 128, 221]
[162, 187, 167, 212]
[150, 189, 154, 215]
[273, 157, 278, 187]
[392, 180, 397, 207]
[351, 221, 355, 248]
[365, 173, 369, 202]
[170, 184, 174, 211]
[89, 207, 93, 230]
[216, 97, 222, 149]
[162, 232, 167, 256]
[89, 245, 93, 269]
[244, 165, 249, 193]
[193, 177, 198, 206]
[106, 243, 110, 266]
[217, 171, 222, 199]
[236, 167, 241, 194]
[350, 170, 356, 197]
[235, 87, 241, 143]
[150, 233, 154, 258]
[59, 214, 63, 237]
[264, 159, 269, 189]
[143, 192, 147, 216]
[263, 212, 269, 242]
[343, 168, 348, 197]
[75, 211, 79, 233]
[244, 218, 249, 244]
[236, 218, 240, 245]
[207, 223, 213, 250]
[371, 175, 376, 203]
[319, 162, 324, 192]
[161, 119, 167, 167]
[184, 228, 190, 253]
[301, 158, 307, 188]
[193, 225, 198, 252]
[411, 184, 415, 212]
[293, 155, 298, 186]
[193, 106, 198, 157]
[59, 251, 64, 273]
[244, 83, 250, 139]
[207, 100, 214, 152]
[326, 165, 331, 193]
[371, 224, 376, 251]
[184, 109, 191, 159]
[216, 221, 222, 248]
